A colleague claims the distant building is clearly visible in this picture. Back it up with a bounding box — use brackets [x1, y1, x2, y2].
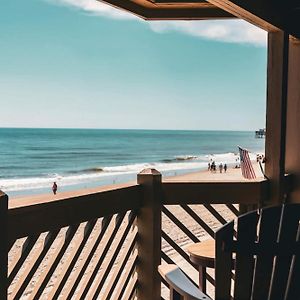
[255, 128, 266, 138]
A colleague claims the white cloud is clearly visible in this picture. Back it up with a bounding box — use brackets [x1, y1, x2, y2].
[47, 0, 136, 19]
[47, 0, 267, 46]
[149, 20, 267, 46]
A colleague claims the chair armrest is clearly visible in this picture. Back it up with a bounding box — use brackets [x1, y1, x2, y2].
[158, 264, 212, 300]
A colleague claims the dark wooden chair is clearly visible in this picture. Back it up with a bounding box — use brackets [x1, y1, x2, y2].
[159, 204, 300, 300]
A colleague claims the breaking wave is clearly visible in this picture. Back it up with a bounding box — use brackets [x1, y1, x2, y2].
[0, 152, 257, 192]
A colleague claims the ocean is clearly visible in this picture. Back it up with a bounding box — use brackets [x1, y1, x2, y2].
[0, 128, 265, 197]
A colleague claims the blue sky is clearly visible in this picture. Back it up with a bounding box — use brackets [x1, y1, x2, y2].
[0, 0, 267, 130]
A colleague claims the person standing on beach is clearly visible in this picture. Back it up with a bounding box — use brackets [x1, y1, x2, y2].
[219, 163, 223, 173]
[208, 162, 211, 171]
[52, 182, 58, 195]
[224, 164, 227, 173]
[211, 161, 216, 172]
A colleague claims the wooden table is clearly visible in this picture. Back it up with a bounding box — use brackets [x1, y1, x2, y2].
[187, 239, 215, 293]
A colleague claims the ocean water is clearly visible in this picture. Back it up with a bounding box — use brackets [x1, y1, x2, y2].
[0, 128, 265, 196]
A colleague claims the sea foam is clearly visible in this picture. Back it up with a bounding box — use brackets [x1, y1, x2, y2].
[0, 152, 255, 192]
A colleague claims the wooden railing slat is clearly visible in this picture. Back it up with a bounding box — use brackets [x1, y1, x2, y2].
[78, 212, 127, 300]
[8, 185, 141, 242]
[11, 229, 60, 300]
[31, 222, 83, 300]
[226, 204, 240, 217]
[90, 211, 137, 300]
[8, 234, 39, 285]
[181, 204, 215, 238]
[61, 215, 112, 300]
[124, 272, 138, 300]
[115, 250, 138, 300]
[163, 206, 200, 243]
[162, 181, 268, 205]
[102, 230, 138, 299]
[204, 204, 227, 225]
[162, 231, 196, 270]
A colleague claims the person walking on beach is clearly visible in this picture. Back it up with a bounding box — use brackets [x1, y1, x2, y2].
[208, 162, 211, 171]
[224, 163, 227, 173]
[52, 182, 58, 195]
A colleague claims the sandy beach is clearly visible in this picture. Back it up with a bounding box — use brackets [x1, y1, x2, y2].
[164, 161, 263, 182]
[8, 163, 264, 299]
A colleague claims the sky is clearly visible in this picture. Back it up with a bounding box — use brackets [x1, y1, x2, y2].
[0, 0, 267, 130]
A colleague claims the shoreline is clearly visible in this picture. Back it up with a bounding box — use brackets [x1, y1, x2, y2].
[9, 162, 263, 205]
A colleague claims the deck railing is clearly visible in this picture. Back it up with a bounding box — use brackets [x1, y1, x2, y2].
[0, 169, 269, 300]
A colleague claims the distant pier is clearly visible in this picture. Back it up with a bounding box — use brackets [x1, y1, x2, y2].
[255, 128, 266, 138]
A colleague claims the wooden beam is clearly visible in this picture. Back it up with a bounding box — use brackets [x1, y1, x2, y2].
[162, 180, 268, 205]
[98, 0, 234, 20]
[137, 169, 162, 300]
[265, 31, 289, 205]
[285, 37, 300, 203]
[0, 191, 8, 299]
[8, 184, 141, 242]
[144, 7, 234, 20]
[205, 0, 300, 39]
[151, 0, 207, 3]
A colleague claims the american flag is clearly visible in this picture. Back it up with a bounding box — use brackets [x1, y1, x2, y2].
[238, 146, 256, 179]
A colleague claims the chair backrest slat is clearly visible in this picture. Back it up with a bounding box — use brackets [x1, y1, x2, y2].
[215, 204, 300, 300]
[285, 223, 300, 300]
[215, 221, 234, 300]
[252, 206, 282, 300]
[269, 205, 300, 300]
[233, 211, 259, 300]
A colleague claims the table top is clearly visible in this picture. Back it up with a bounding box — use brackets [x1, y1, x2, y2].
[187, 239, 215, 268]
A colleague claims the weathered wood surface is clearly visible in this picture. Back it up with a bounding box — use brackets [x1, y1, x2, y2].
[251, 206, 282, 300]
[215, 221, 234, 300]
[8, 184, 141, 242]
[233, 211, 258, 299]
[285, 37, 300, 203]
[137, 169, 162, 300]
[98, 0, 234, 21]
[162, 180, 268, 205]
[0, 192, 8, 300]
[205, 0, 300, 39]
[215, 204, 300, 300]
[265, 31, 289, 205]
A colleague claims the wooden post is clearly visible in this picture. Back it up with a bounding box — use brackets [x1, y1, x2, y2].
[265, 30, 289, 205]
[0, 191, 8, 299]
[285, 37, 300, 203]
[137, 168, 162, 300]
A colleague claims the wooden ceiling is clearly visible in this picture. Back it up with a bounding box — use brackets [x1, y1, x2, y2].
[97, 0, 235, 20]
[97, 0, 300, 39]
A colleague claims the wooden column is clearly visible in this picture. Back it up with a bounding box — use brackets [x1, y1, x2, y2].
[137, 169, 162, 300]
[0, 191, 8, 299]
[285, 37, 300, 203]
[265, 31, 289, 205]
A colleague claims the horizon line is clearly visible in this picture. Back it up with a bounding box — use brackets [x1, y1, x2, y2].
[0, 126, 259, 132]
